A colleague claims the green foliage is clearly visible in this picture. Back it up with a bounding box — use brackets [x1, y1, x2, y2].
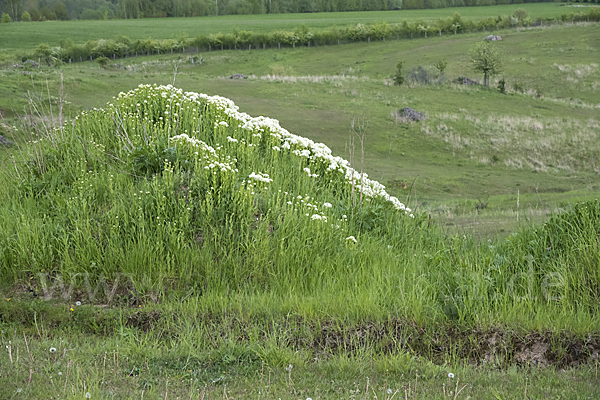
[514, 8, 529, 23]
[21, 11, 31, 21]
[96, 56, 110, 68]
[2, 4, 596, 60]
[13, 5, 596, 68]
[35, 43, 52, 58]
[497, 78, 506, 94]
[1, 24, 600, 397]
[1, 13, 13, 23]
[393, 61, 405, 85]
[433, 58, 447, 73]
[52, 2, 69, 20]
[469, 41, 504, 87]
[406, 65, 436, 85]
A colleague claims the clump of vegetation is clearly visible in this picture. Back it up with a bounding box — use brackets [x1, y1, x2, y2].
[96, 56, 110, 68]
[433, 58, 447, 75]
[497, 77, 506, 94]
[406, 65, 437, 85]
[393, 60, 405, 85]
[513, 8, 530, 25]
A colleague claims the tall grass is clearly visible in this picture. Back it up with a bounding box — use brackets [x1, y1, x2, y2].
[0, 84, 599, 336]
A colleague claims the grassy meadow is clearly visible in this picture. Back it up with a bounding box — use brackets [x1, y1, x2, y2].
[1, 7, 600, 399]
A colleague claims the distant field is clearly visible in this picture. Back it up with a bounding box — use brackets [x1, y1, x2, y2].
[0, 3, 571, 54]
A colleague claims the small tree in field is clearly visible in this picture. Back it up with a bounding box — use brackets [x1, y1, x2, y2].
[35, 43, 52, 66]
[513, 8, 529, 25]
[1, 13, 13, 23]
[393, 61, 405, 85]
[469, 41, 503, 87]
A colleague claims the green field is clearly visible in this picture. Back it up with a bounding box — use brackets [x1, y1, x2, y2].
[0, 3, 574, 54]
[1, 9, 600, 399]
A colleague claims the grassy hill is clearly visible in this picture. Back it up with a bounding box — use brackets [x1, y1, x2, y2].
[1, 82, 600, 398]
[1, 13, 600, 399]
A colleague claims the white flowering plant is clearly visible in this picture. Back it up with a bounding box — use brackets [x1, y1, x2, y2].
[5, 84, 423, 287]
[69, 85, 412, 228]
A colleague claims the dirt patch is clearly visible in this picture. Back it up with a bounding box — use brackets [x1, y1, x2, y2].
[455, 75, 480, 85]
[291, 319, 600, 368]
[127, 310, 162, 332]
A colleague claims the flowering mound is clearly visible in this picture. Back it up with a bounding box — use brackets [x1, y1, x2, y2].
[2, 84, 419, 286]
[74, 84, 412, 226]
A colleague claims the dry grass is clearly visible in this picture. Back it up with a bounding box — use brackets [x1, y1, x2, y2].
[424, 112, 600, 173]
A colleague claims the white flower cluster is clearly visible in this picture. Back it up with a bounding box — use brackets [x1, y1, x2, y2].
[248, 172, 273, 183]
[169, 134, 237, 173]
[123, 85, 412, 215]
[303, 167, 319, 178]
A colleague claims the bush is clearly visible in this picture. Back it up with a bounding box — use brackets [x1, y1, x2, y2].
[96, 56, 110, 68]
[393, 61, 405, 86]
[513, 8, 529, 24]
[497, 78, 506, 94]
[21, 11, 31, 22]
[1, 13, 13, 23]
[406, 65, 436, 85]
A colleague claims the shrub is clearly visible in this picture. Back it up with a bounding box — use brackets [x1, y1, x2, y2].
[21, 11, 31, 21]
[96, 56, 110, 68]
[393, 61, 405, 86]
[1, 13, 12, 23]
[497, 78, 506, 94]
[513, 8, 529, 24]
[406, 65, 436, 85]
[433, 59, 447, 74]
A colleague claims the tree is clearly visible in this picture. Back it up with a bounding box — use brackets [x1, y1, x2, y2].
[52, 2, 69, 20]
[393, 61, 405, 85]
[513, 8, 529, 24]
[35, 43, 52, 66]
[469, 41, 503, 87]
[1, 13, 13, 23]
[5, 0, 22, 21]
[21, 11, 31, 21]
[433, 58, 447, 74]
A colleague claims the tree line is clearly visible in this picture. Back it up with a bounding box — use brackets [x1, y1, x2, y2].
[24, 6, 598, 66]
[1, 0, 588, 22]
